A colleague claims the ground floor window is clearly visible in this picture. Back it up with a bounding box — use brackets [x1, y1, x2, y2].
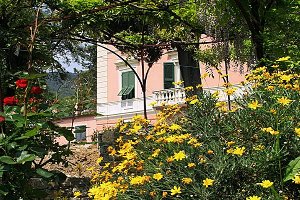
[74, 125, 86, 141]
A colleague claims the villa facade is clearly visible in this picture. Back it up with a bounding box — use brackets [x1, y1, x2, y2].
[95, 35, 248, 131]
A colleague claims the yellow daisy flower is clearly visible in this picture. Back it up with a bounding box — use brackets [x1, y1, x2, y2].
[277, 96, 293, 106]
[203, 178, 214, 188]
[246, 195, 262, 200]
[74, 191, 81, 198]
[248, 100, 262, 110]
[170, 186, 181, 196]
[292, 175, 300, 184]
[182, 177, 193, 184]
[257, 180, 273, 188]
[153, 173, 163, 181]
[173, 151, 186, 161]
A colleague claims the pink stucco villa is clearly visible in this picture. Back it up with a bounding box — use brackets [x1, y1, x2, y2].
[56, 35, 248, 144]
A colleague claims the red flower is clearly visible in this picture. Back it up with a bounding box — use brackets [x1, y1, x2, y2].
[3, 96, 18, 106]
[30, 86, 42, 94]
[0, 116, 5, 123]
[16, 79, 28, 88]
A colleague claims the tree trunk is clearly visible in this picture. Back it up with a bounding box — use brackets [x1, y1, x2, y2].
[232, 0, 270, 67]
[176, 45, 202, 93]
[252, 31, 264, 62]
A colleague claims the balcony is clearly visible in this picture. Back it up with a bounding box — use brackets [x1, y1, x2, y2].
[153, 88, 186, 105]
[153, 85, 246, 105]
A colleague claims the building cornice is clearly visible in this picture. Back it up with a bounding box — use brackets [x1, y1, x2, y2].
[95, 109, 156, 121]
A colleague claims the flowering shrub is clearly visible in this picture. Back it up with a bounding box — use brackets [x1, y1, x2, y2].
[88, 58, 299, 199]
[0, 74, 73, 199]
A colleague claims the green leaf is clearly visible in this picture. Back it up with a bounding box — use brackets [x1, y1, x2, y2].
[11, 114, 26, 127]
[18, 145, 28, 151]
[36, 168, 54, 178]
[47, 122, 74, 141]
[15, 128, 39, 140]
[0, 156, 16, 164]
[283, 156, 300, 182]
[11, 114, 25, 122]
[7, 142, 17, 150]
[31, 147, 47, 157]
[61, 128, 75, 141]
[21, 73, 47, 80]
[16, 151, 36, 164]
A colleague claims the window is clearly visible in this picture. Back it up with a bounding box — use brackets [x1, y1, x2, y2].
[118, 71, 135, 100]
[164, 62, 175, 89]
[74, 125, 86, 141]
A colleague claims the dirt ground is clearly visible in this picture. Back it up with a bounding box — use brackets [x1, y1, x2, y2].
[45, 143, 100, 178]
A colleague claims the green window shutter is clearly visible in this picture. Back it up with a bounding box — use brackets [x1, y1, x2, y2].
[128, 71, 135, 87]
[122, 72, 129, 89]
[118, 72, 129, 96]
[126, 71, 135, 99]
[164, 63, 175, 89]
[119, 71, 135, 99]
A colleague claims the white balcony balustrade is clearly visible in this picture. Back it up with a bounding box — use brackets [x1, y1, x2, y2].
[153, 88, 186, 105]
[152, 85, 247, 105]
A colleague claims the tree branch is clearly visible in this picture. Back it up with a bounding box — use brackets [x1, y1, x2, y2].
[42, 0, 140, 23]
[232, 0, 256, 33]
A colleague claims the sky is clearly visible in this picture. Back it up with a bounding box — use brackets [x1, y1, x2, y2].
[57, 55, 86, 73]
[63, 61, 83, 73]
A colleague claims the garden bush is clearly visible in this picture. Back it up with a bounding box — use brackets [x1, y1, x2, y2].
[87, 58, 299, 200]
[0, 73, 73, 199]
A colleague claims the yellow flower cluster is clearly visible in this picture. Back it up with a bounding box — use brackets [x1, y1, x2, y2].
[87, 63, 300, 199]
[88, 181, 122, 200]
[246, 66, 300, 92]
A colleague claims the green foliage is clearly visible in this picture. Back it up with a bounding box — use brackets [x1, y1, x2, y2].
[0, 74, 73, 199]
[64, 0, 106, 11]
